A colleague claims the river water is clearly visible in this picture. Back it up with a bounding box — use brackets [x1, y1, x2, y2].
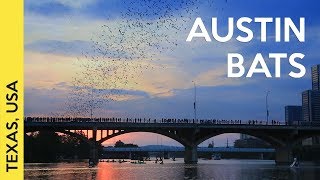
[25, 159, 320, 180]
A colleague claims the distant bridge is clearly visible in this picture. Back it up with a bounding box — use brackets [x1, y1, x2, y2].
[103, 147, 275, 153]
[25, 117, 320, 165]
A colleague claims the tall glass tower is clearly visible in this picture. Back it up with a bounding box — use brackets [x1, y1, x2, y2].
[312, 65, 320, 91]
[302, 90, 320, 122]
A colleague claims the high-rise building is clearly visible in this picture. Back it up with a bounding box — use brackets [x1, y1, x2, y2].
[300, 65, 320, 146]
[302, 90, 320, 122]
[312, 65, 320, 91]
[285, 106, 302, 125]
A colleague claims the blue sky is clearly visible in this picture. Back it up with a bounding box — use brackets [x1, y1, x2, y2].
[24, 0, 320, 146]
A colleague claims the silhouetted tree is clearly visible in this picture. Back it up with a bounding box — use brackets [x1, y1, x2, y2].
[114, 140, 138, 148]
[24, 131, 90, 163]
[27, 131, 60, 162]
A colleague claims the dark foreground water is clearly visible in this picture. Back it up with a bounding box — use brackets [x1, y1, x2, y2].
[25, 159, 320, 180]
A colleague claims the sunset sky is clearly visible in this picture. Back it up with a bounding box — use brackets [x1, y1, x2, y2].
[24, 0, 320, 146]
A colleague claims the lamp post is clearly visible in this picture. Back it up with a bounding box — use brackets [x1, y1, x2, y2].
[90, 88, 93, 120]
[192, 81, 197, 122]
[266, 91, 270, 125]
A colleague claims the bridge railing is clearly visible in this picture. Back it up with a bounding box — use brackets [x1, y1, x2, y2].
[24, 117, 291, 126]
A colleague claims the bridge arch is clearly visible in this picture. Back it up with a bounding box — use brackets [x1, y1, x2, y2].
[196, 131, 286, 148]
[98, 130, 186, 146]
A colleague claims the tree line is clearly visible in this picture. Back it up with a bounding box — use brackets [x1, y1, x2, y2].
[24, 131, 92, 163]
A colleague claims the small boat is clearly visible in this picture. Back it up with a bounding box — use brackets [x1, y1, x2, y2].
[131, 160, 146, 164]
[89, 160, 95, 168]
[212, 154, 221, 160]
[118, 159, 127, 163]
[290, 158, 299, 168]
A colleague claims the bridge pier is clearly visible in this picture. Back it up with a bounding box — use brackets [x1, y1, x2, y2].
[89, 141, 99, 165]
[275, 147, 293, 165]
[89, 129, 99, 166]
[184, 145, 198, 164]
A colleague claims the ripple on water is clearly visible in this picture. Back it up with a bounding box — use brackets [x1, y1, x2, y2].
[24, 159, 320, 180]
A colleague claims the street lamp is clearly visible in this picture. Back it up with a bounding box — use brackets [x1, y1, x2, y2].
[192, 81, 197, 122]
[90, 88, 93, 120]
[266, 91, 270, 125]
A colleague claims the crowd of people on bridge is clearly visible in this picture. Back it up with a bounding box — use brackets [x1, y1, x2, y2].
[25, 117, 285, 125]
[271, 120, 281, 125]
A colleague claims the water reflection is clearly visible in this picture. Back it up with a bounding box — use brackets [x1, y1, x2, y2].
[184, 165, 198, 179]
[25, 159, 320, 180]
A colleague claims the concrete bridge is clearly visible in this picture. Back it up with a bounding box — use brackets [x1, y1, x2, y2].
[24, 117, 320, 165]
[103, 146, 275, 153]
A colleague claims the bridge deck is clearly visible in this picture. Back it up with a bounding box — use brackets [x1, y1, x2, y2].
[25, 121, 320, 131]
